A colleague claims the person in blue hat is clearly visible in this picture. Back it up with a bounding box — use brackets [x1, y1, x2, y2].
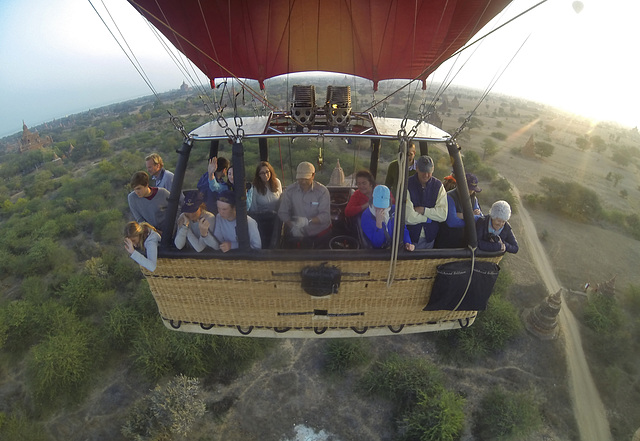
[174, 190, 219, 251]
[360, 185, 414, 251]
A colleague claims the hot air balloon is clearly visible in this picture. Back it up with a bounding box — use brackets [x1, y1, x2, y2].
[125, 0, 512, 338]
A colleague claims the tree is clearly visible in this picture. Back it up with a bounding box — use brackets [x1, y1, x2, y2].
[611, 172, 624, 187]
[121, 375, 206, 441]
[490, 131, 507, 141]
[591, 135, 607, 153]
[534, 141, 554, 158]
[576, 136, 589, 151]
[481, 138, 499, 160]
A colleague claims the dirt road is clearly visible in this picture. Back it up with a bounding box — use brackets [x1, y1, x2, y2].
[514, 188, 612, 441]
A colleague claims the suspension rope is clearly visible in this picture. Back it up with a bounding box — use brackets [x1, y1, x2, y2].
[128, 0, 279, 112]
[88, 0, 159, 99]
[386, 138, 408, 287]
[451, 34, 530, 141]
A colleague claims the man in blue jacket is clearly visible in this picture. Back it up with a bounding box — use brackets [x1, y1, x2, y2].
[405, 155, 447, 249]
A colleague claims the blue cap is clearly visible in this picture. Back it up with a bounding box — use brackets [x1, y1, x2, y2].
[372, 185, 391, 209]
[181, 190, 204, 213]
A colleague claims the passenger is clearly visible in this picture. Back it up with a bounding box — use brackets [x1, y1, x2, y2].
[361, 185, 414, 251]
[145, 153, 174, 192]
[197, 156, 229, 212]
[278, 161, 331, 249]
[174, 190, 219, 251]
[214, 190, 262, 252]
[435, 173, 483, 249]
[476, 200, 519, 253]
[250, 161, 282, 212]
[345, 169, 376, 218]
[405, 155, 448, 249]
[442, 170, 456, 192]
[385, 142, 417, 196]
[250, 161, 282, 248]
[127, 171, 170, 232]
[226, 164, 253, 211]
[124, 221, 160, 272]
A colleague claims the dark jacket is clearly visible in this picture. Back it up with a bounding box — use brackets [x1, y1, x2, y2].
[475, 216, 518, 253]
[406, 174, 442, 244]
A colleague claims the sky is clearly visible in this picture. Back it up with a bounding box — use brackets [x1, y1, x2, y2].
[1, 0, 639, 138]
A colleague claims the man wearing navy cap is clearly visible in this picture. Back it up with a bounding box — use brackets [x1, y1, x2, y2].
[405, 155, 448, 249]
[174, 190, 219, 251]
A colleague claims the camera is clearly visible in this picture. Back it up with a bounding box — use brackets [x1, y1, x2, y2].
[488, 234, 501, 243]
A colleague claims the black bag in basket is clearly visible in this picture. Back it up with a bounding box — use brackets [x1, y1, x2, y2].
[424, 260, 500, 311]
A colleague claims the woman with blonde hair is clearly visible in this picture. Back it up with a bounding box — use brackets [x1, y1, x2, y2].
[123, 221, 161, 271]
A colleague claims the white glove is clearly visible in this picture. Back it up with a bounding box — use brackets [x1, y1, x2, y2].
[291, 216, 308, 237]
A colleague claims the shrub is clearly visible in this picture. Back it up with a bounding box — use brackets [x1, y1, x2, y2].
[104, 305, 139, 349]
[0, 300, 46, 352]
[323, 338, 370, 374]
[131, 319, 174, 381]
[436, 294, 522, 362]
[121, 375, 206, 441]
[26, 324, 95, 405]
[0, 412, 50, 441]
[360, 354, 443, 407]
[490, 131, 507, 141]
[401, 389, 466, 441]
[475, 387, 542, 440]
[583, 294, 623, 335]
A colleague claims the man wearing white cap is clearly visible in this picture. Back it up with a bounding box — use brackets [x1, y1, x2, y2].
[278, 161, 331, 248]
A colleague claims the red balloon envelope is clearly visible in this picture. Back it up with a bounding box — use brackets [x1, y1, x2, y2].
[128, 0, 512, 89]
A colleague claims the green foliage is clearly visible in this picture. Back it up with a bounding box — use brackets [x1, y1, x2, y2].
[360, 354, 443, 406]
[622, 284, 640, 315]
[0, 412, 51, 441]
[20, 276, 49, 303]
[475, 387, 542, 440]
[0, 300, 47, 352]
[323, 338, 370, 374]
[481, 138, 499, 159]
[436, 293, 522, 362]
[401, 389, 466, 441]
[534, 141, 555, 158]
[537, 177, 603, 222]
[583, 294, 623, 335]
[130, 317, 271, 382]
[58, 272, 111, 316]
[122, 375, 206, 441]
[575, 136, 589, 150]
[490, 131, 507, 141]
[26, 322, 96, 405]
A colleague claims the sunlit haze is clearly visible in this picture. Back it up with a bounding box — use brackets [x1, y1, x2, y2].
[1, 0, 638, 137]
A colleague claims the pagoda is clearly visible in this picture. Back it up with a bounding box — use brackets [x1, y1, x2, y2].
[523, 289, 563, 340]
[19, 122, 52, 153]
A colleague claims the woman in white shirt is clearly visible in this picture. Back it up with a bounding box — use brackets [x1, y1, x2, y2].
[250, 161, 282, 212]
[124, 221, 160, 272]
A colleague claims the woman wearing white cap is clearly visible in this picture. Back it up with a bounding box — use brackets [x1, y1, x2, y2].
[360, 185, 415, 251]
[475, 200, 518, 253]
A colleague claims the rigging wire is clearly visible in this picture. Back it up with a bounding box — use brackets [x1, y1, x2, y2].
[452, 34, 530, 140]
[128, 0, 280, 112]
[88, 0, 159, 99]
